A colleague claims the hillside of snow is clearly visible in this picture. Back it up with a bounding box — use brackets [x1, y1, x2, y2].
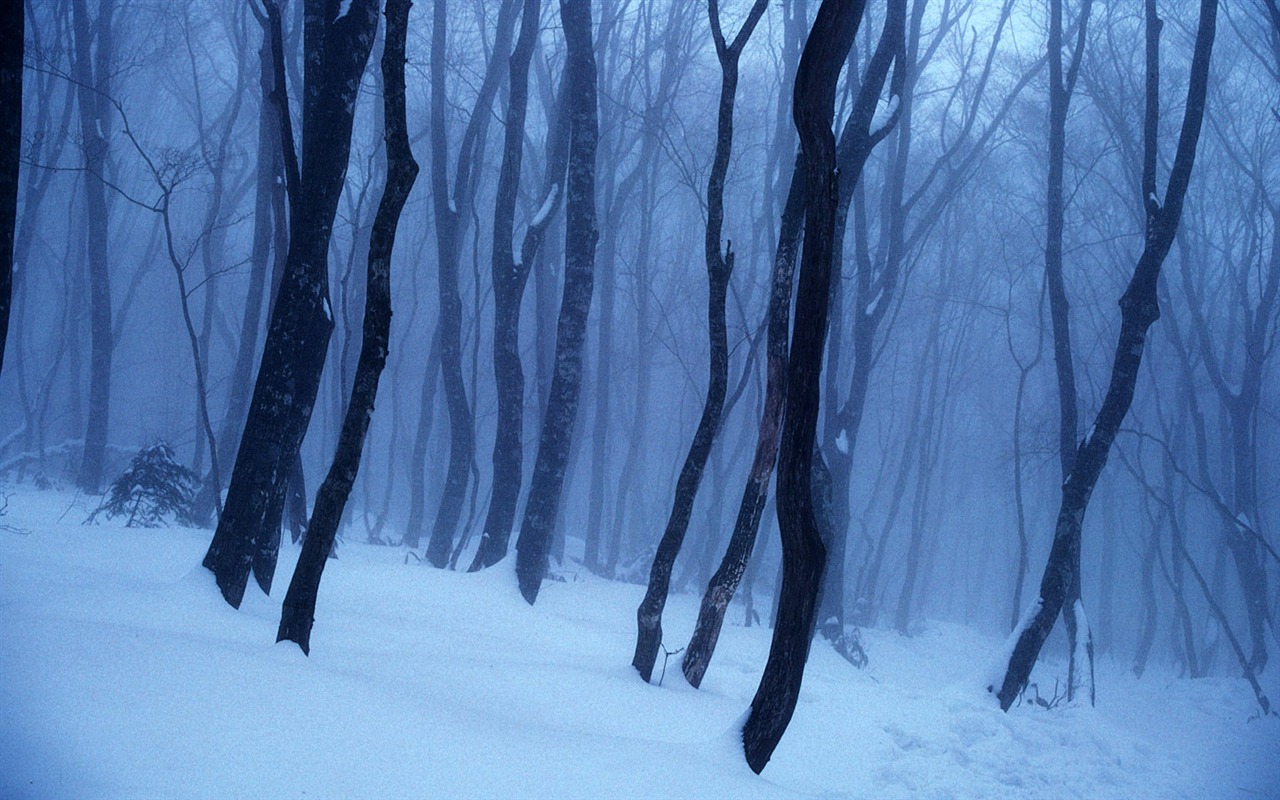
[2, 486, 1277, 800]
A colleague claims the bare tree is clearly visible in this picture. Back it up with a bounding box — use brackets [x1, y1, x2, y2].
[202, 0, 381, 609]
[470, 0, 569, 571]
[70, 0, 115, 494]
[631, 0, 769, 685]
[420, 0, 518, 564]
[993, 0, 1218, 712]
[514, 0, 598, 605]
[742, 0, 862, 774]
[278, 0, 419, 653]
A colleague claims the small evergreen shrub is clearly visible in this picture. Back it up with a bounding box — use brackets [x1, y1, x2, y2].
[89, 442, 199, 528]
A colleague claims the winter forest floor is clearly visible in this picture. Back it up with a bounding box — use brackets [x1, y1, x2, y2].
[1, 486, 1277, 800]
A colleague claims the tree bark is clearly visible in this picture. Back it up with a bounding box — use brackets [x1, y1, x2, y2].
[193, 17, 284, 525]
[742, 0, 862, 774]
[994, 0, 1217, 711]
[202, 0, 381, 609]
[278, 0, 418, 654]
[0, 0, 20, 379]
[71, 0, 115, 494]
[514, 0, 598, 605]
[424, 0, 519, 567]
[682, 160, 804, 688]
[631, 0, 767, 685]
[471, 0, 571, 571]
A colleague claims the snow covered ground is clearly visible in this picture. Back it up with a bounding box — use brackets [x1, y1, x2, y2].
[2, 486, 1277, 800]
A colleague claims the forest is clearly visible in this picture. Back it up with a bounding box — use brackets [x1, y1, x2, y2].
[1, 0, 1278, 796]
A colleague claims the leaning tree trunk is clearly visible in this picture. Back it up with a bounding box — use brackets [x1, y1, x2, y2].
[681, 160, 803, 688]
[994, 0, 1217, 711]
[278, 0, 418, 654]
[1040, 0, 1094, 702]
[202, 0, 380, 609]
[471, 0, 571, 571]
[71, 0, 115, 494]
[0, 0, 20, 378]
[742, 0, 862, 775]
[514, 0, 598, 605]
[682, 0, 842, 688]
[631, 0, 768, 685]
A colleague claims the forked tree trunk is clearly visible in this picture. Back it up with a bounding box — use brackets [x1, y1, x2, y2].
[682, 0, 818, 686]
[278, 0, 418, 654]
[631, 0, 768, 685]
[994, 0, 1217, 711]
[471, 0, 570, 571]
[514, 0, 598, 605]
[742, 0, 862, 774]
[424, 0, 519, 567]
[1040, 0, 1095, 701]
[202, 0, 381, 609]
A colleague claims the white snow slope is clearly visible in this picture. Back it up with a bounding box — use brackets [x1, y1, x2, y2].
[2, 487, 1277, 800]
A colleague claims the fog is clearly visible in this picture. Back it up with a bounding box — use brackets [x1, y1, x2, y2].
[2, 0, 1278, 788]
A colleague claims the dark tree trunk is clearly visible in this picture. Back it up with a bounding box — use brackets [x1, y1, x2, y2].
[514, 0, 598, 605]
[631, 0, 768, 685]
[682, 160, 804, 688]
[0, 0, 20, 378]
[683, 0, 829, 686]
[742, 0, 862, 774]
[471, 0, 570, 571]
[813, 0, 906, 650]
[71, 0, 115, 494]
[278, 0, 418, 654]
[994, 0, 1217, 711]
[202, 0, 381, 609]
[192, 20, 284, 526]
[1040, 0, 1094, 699]
[424, 0, 519, 568]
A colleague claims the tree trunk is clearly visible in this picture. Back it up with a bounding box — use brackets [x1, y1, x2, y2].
[471, 0, 570, 571]
[514, 0, 598, 605]
[994, 0, 1217, 710]
[0, 0, 20, 378]
[202, 0, 381, 609]
[424, 0, 518, 567]
[71, 0, 115, 494]
[682, 161, 804, 688]
[631, 0, 767, 685]
[278, 0, 418, 654]
[403, 326, 441, 549]
[742, 0, 862, 774]
[192, 21, 283, 525]
[814, 0, 906, 648]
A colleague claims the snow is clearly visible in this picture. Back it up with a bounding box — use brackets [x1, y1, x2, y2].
[335, 0, 353, 21]
[1071, 599, 1092, 698]
[531, 184, 561, 228]
[864, 287, 884, 317]
[2, 485, 1277, 800]
[836, 428, 850, 455]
